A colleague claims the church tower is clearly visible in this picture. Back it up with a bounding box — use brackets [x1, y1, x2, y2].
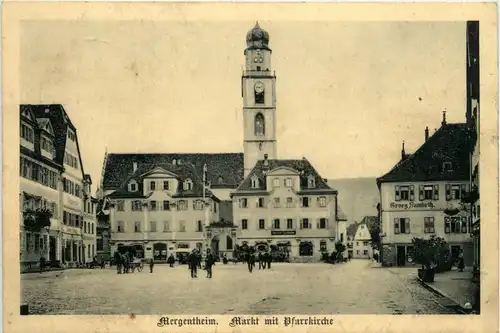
[242, 22, 277, 178]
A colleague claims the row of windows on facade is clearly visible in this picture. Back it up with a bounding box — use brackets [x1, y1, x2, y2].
[115, 199, 214, 212]
[115, 220, 204, 233]
[20, 232, 48, 253]
[64, 152, 79, 169]
[129, 179, 194, 192]
[22, 196, 58, 217]
[347, 241, 371, 247]
[250, 175, 317, 189]
[63, 211, 95, 234]
[355, 250, 370, 256]
[240, 218, 329, 230]
[20, 157, 59, 189]
[394, 184, 470, 201]
[392, 216, 472, 234]
[84, 200, 96, 215]
[20, 157, 85, 199]
[60, 242, 95, 262]
[238, 196, 327, 209]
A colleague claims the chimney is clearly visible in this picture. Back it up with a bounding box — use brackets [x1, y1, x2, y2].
[263, 154, 269, 166]
[441, 110, 447, 127]
[133, 162, 138, 172]
[425, 126, 429, 141]
[401, 141, 406, 160]
[172, 159, 177, 166]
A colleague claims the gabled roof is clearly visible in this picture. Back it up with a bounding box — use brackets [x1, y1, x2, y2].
[234, 157, 336, 194]
[360, 216, 379, 229]
[102, 153, 244, 190]
[377, 123, 476, 185]
[22, 104, 85, 179]
[336, 206, 347, 221]
[107, 162, 220, 201]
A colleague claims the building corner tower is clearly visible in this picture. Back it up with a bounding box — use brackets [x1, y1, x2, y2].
[242, 22, 277, 178]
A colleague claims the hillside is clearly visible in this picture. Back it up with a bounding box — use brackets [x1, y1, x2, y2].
[328, 177, 380, 225]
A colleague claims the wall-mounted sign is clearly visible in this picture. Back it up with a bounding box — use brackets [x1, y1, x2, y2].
[389, 201, 435, 210]
[271, 230, 296, 236]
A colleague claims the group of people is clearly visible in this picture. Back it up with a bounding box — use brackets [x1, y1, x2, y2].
[244, 251, 273, 273]
[187, 249, 216, 278]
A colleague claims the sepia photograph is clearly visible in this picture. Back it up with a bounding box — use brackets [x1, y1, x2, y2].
[2, 2, 499, 333]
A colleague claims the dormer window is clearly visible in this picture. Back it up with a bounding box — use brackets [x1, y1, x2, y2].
[41, 136, 55, 155]
[163, 181, 169, 191]
[20, 122, 34, 143]
[285, 178, 292, 187]
[183, 179, 193, 191]
[218, 176, 224, 184]
[443, 162, 453, 172]
[251, 175, 259, 188]
[307, 175, 316, 188]
[67, 129, 76, 142]
[128, 180, 138, 192]
[272, 178, 280, 188]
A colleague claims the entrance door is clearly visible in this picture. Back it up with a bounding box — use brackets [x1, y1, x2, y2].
[299, 242, 313, 256]
[451, 245, 461, 259]
[153, 243, 167, 261]
[49, 236, 56, 263]
[396, 246, 406, 266]
[211, 237, 220, 258]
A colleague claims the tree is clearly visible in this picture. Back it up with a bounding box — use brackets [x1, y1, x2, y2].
[23, 208, 52, 232]
[369, 222, 381, 250]
[335, 241, 346, 254]
[411, 235, 448, 270]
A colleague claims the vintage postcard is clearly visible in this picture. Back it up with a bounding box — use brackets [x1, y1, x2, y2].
[2, 2, 499, 333]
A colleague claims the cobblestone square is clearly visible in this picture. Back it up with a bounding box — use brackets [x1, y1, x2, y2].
[22, 260, 454, 315]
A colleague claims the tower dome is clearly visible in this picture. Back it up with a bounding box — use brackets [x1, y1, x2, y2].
[246, 22, 270, 50]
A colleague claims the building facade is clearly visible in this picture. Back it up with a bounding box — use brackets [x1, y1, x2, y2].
[82, 175, 98, 263]
[353, 223, 372, 259]
[466, 21, 480, 271]
[20, 104, 93, 269]
[106, 162, 221, 261]
[99, 23, 346, 262]
[377, 116, 476, 267]
[231, 156, 338, 259]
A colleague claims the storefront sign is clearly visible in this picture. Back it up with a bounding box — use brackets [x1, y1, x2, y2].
[271, 230, 296, 236]
[389, 201, 435, 210]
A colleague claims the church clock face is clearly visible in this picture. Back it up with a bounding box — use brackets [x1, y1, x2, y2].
[254, 82, 265, 93]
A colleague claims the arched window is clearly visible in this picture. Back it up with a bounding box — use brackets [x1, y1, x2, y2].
[254, 113, 265, 136]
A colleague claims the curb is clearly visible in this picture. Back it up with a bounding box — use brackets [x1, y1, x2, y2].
[416, 277, 469, 314]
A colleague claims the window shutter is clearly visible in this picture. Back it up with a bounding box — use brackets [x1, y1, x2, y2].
[445, 184, 451, 201]
[326, 218, 329, 229]
[419, 185, 424, 200]
[316, 220, 320, 229]
[394, 218, 399, 234]
[433, 185, 439, 200]
[409, 185, 415, 201]
[465, 184, 470, 193]
[300, 220, 303, 229]
[405, 218, 410, 234]
[395, 186, 401, 201]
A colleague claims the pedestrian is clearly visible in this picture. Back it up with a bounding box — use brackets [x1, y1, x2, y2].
[246, 252, 255, 273]
[149, 257, 155, 273]
[39, 255, 46, 273]
[205, 249, 215, 278]
[197, 250, 202, 269]
[189, 250, 198, 278]
[457, 249, 465, 272]
[258, 252, 264, 270]
[266, 251, 272, 269]
[167, 254, 175, 268]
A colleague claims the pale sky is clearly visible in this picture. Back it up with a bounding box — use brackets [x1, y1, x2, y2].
[20, 21, 466, 191]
